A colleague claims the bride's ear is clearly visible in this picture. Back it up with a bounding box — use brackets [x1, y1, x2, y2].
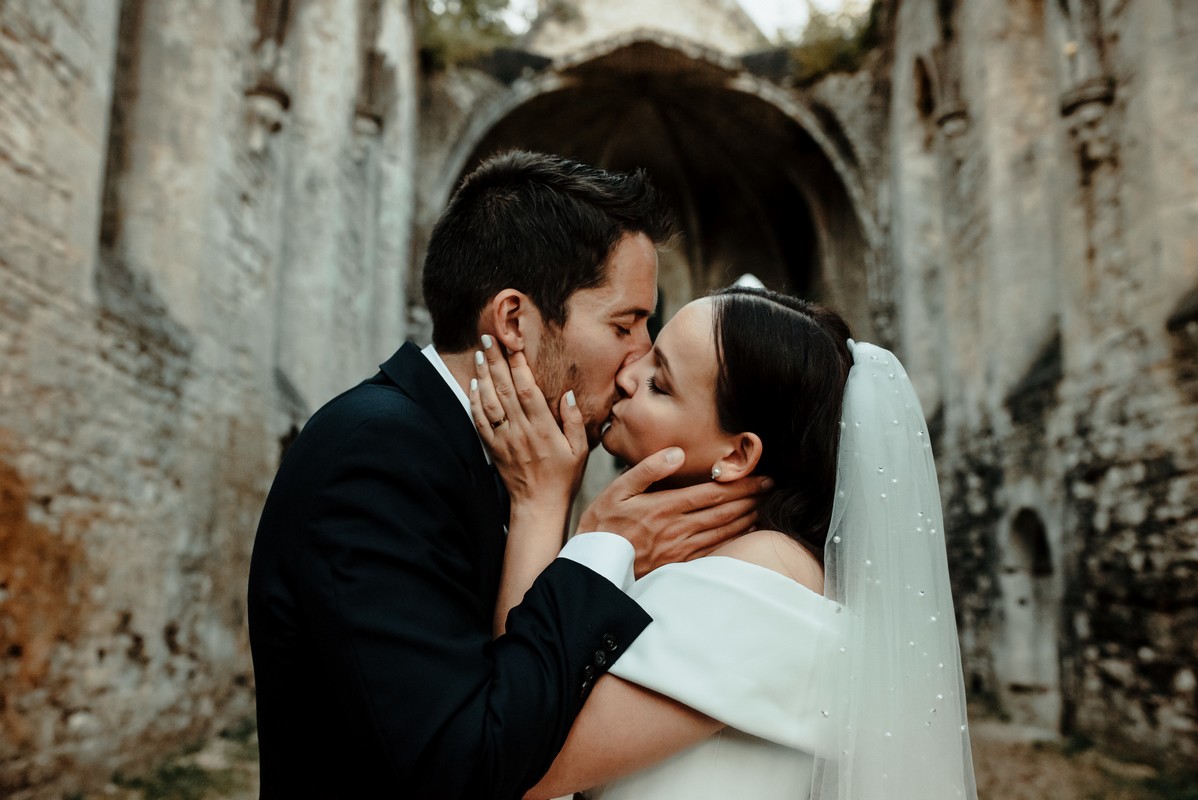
[484, 289, 541, 353]
[712, 432, 763, 482]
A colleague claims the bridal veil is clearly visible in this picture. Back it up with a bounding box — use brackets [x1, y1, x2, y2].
[811, 340, 978, 800]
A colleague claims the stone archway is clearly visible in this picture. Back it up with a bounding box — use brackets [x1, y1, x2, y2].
[427, 33, 879, 336]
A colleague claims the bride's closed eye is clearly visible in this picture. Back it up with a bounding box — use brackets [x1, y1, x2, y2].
[646, 376, 667, 395]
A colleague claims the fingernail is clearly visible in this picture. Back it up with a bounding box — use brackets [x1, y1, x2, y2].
[475, 351, 484, 366]
[565, 390, 576, 407]
[664, 447, 683, 465]
[481, 334, 493, 350]
[470, 378, 478, 393]
[761, 477, 775, 490]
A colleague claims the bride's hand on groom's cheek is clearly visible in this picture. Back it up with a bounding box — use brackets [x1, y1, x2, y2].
[470, 337, 588, 510]
[577, 448, 773, 578]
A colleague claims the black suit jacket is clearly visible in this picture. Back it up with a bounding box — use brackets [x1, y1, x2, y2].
[248, 343, 651, 799]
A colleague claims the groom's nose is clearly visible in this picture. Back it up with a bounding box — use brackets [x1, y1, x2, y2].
[623, 326, 651, 365]
[614, 356, 643, 398]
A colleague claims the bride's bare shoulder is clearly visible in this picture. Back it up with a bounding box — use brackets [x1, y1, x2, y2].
[711, 530, 824, 594]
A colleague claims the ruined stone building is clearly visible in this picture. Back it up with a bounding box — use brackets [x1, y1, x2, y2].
[1, 0, 1195, 794]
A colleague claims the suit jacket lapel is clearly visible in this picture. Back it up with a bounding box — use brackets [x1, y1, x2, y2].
[378, 343, 507, 536]
[379, 343, 487, 472]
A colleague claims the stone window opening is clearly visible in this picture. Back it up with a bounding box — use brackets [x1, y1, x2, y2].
[914, 57, 936, 121]
[1010, 507, 1054, 579]
[913, 56, 938, 150]
[998, 506, 1062, 732]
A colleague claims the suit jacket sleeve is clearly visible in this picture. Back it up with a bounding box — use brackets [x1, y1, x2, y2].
[297, 403, 651, 799]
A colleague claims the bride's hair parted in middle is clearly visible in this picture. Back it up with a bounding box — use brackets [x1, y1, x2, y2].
[709, 286, 853, 560]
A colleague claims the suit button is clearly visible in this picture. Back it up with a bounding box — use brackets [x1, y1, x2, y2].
[580, 679, 593, 700]
[594, 649, 607, 668]
[602, 633, 619, 652]
[583, 665, 596, 679]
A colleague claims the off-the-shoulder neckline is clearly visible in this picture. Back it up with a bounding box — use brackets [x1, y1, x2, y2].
[643, 555, 837, 606]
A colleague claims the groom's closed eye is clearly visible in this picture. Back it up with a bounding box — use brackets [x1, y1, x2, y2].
[611, 315, 643, 335]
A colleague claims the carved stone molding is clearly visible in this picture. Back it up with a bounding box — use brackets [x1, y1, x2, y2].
[1065, 95, 1115, 169]
[245, 81, 290, 154]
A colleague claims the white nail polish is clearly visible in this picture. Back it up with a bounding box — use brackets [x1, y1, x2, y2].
[565, 390, 576, 407]
[470, 378, 478, 393]
[481, 334, 493, 350]
[475, 351, 484, 366]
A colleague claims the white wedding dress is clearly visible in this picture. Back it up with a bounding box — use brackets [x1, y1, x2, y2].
[586, 555, 845, 800]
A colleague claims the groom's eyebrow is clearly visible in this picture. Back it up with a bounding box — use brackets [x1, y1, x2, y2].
[611, 307, 652, 320]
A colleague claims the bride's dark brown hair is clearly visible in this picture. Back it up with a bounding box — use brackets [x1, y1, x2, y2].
[710, 286, 853, 561]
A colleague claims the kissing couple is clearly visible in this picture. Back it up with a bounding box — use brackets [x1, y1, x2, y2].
[248, 151, 978, 799]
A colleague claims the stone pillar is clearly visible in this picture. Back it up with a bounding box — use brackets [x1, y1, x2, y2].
[889, 0, 951, 416]
[359, 0, 418, 364]
[1050, 0, 1120, 368]
[273, 0, 362, 411]
[109, 0, 237, 331]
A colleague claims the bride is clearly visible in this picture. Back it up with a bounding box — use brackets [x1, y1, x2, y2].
[469, 286, 978, 800]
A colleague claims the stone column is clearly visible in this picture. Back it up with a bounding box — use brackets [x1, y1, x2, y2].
[273, 0, 362, 411]
[360, 0, 418, 363]
[109, 0, 237, 332]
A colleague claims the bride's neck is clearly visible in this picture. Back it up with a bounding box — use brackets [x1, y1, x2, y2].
[648, 473, 705, 492]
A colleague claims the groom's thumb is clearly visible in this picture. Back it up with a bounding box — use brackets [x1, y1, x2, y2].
[620, 447, 685, 497]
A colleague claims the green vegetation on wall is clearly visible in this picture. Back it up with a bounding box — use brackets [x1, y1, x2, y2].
[784, 1, 882, 85]
[417, 0, 520, 69]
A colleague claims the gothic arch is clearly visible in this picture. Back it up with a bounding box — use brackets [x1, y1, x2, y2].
[423, 32, 880, 335]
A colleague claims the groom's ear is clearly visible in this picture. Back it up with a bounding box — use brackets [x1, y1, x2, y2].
[713, 432, 763, 483]
[485, 289, 543, 354]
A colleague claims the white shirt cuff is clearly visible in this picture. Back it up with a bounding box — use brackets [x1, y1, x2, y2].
[557, 531, 636, 593]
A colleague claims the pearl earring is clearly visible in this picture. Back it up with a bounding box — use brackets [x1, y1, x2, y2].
[711, 466, 722, 480]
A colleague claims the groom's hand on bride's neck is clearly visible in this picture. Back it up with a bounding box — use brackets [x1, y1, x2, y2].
[577, 447, 774, 578]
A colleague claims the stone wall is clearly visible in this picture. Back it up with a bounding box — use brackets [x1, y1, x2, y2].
[0, 0, 418, 795]
[889, 0, 1198, 766]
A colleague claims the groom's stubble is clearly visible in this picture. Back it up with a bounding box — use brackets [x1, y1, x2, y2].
[532, 326, 611, 448]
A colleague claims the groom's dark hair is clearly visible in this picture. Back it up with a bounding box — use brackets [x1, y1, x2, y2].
[422, 150, 676, 352]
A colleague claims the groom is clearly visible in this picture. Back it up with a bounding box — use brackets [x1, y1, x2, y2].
[248, 151, 768, 799]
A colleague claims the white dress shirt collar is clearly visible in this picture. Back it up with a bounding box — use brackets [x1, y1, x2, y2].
[421, 343, 491, 465]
